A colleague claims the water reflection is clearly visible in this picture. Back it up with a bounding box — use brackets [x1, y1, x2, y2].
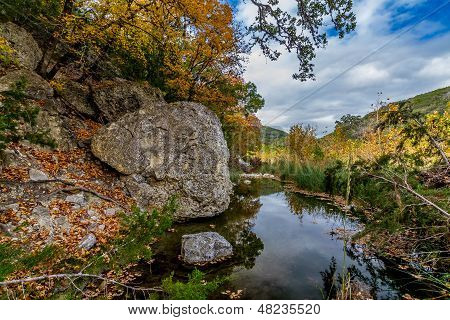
[137, 180, 426, 299]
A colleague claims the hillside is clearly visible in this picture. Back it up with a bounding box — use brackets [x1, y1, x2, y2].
[326, 86, 450, 140]
[261, 126, 288, 144]
[364, 86, 450, 122]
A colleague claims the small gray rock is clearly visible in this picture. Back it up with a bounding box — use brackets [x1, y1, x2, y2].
[78, 233, 97, 250]
[31, 206, 53, 232]
[55, 216, 71, 233]
[2, 203, 20, 212]
[181, 232, 233, 265]
[29, 168, 49, 181]
[243, 180, 252, 185]
[65, 193, 86, 206]
[104, 207, 120, 216]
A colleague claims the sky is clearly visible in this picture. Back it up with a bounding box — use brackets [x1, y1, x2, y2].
[228, 0, 450, 135]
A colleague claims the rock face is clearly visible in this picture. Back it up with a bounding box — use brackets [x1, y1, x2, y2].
[92, 78, 165, 121]
[92, 101, 232, 220]
[181, 232, 233, 265]
[0, 69, 53, 99]
[0, 22, 43, 70]
[58, 80, 96, 117]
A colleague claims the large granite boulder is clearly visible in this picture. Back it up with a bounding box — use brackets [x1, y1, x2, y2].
[92, 78, 165, 121]
[0, 22, 43, 70]
[0, 69, 53, 100]
[91, 101, 232, 220]
[181, 232, 233, 265]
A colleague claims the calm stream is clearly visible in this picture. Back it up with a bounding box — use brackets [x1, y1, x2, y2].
[138, 180, 426, 299]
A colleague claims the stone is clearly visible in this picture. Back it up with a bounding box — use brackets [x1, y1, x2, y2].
[92, 78, 165, 121]
[35, 100, 76, 151]
[0, 22, 43, 70]
[92, 101, 232, 220]
[0, 69, 53, 100]
[181, 232, 233, 265]
[243, 180, 252, 185]
[29, 168, 49, 181]
[104, 207, 120, 216]
[78, 233, 97, 250]
[55, 216, 71, 233]
[31, 206, 53, 232]
[1, 203, 20, 212]
[65, 193, 87, 206]
[58, 80, 96, 117]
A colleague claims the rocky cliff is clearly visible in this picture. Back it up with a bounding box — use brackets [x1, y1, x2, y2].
[0, 23, 232, 250]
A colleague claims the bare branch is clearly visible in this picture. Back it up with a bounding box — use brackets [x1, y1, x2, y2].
[0, 273, 162, 293]
[367, 173, 449, 218]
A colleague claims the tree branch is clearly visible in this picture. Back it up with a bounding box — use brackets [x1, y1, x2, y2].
[367, 173, 449, 218]
[0, 273, 162, 293]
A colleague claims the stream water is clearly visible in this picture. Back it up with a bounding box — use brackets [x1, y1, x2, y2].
[139, 179, 427, 299]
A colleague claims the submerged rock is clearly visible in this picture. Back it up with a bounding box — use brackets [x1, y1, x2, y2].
[181, 232, 233, 265]
[92, 101, 232, 220]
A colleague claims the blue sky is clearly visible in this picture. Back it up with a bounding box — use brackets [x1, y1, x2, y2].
[229, 0, 450, 134]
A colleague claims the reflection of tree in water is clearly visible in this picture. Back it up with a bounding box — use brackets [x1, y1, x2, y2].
[284, 192, 342, 223]
[319, 244, 406, 299]
[233, 229, 264, 269]
[224, 190, 264, 270]
[320, 257, 338, 299]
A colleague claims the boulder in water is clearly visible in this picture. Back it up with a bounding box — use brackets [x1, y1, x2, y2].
[181, 232, 233, 265]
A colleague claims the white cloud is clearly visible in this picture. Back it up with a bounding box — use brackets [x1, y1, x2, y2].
[237, 0, 450, 134]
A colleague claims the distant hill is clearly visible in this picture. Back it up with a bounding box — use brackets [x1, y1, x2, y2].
[261, 126, 288, 144]
[364, 86, 450, 122]
[318, 86, 449, 141]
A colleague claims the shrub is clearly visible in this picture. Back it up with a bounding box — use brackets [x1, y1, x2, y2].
[85, 197, 177, 274]
[162, 269, 224, 300]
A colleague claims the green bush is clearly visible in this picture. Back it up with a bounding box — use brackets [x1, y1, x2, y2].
[85, 197, 177, 274]
[162, 269, 224, 300]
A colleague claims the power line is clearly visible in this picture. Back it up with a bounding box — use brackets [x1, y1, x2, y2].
[264, 0, 450, 126]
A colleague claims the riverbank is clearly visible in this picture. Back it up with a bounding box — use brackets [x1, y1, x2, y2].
[238, 171, 449, 299]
